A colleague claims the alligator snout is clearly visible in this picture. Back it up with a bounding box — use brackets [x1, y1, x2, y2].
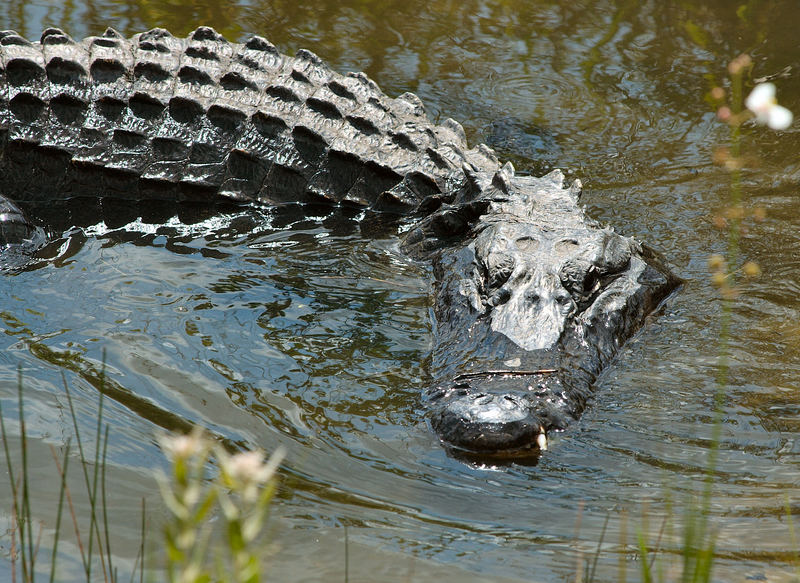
[428, 372, 575, 460]
[429, 389, 547, 457]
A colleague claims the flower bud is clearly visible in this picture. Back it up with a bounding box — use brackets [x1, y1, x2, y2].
[708, 254, 726, 272]
[742, 261, 761, 278]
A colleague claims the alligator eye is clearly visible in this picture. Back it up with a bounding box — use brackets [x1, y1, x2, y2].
[556, 290, 572, 305]
[555, 289, 575, 315]
[485, 252, 515, 290]
[559, 260, 600, 298]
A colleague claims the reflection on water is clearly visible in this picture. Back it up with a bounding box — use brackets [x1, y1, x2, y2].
[1, 0, 800, 581]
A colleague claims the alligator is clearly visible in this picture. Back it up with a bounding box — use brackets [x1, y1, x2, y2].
[0, 26, 681, 461]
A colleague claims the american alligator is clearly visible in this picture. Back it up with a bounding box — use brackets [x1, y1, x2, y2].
[0, 27, 680, 460]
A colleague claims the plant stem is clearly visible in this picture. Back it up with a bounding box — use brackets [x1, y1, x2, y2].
[48, 441, 71, 583]
[18, 369, 34, 583]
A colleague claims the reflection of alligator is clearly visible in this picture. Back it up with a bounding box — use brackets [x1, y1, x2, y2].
[0, 27, 680, 460]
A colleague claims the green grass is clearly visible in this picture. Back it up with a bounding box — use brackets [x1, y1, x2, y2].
[0, 367, 138, 583]
[0, 366, 282, 583]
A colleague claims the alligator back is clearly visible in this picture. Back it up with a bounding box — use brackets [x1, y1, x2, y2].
[0, 26, 502, 214]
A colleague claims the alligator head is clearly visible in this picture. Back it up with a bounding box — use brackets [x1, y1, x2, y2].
[413, 168, 680, 461]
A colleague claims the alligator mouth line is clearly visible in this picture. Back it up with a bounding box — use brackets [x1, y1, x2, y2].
[443, 425, 550, 464]
[452, 368, 558, 383]
[428, 368, 561, 461]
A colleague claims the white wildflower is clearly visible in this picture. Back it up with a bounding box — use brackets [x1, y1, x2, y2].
[218, 446, 285, 502]
[157, 426, 208, 461]
[745, 82, 793, 130]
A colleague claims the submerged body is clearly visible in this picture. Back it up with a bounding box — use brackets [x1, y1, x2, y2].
[0, 27, 680, 459]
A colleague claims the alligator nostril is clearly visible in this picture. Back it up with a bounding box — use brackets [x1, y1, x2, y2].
[473, 393, 493, 406]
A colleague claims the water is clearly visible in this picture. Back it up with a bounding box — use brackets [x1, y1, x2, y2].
[1, 1, 800, 581]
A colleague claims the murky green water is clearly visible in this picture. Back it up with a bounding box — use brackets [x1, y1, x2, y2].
[2, 1, 800, 581]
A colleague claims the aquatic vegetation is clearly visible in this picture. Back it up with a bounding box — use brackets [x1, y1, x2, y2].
[0, 371, 133, 582]
[157, 429, 284, 583]
[622, 54, 795, 583]
[745, 82, 793, 130]
[0, 375, 283, 583]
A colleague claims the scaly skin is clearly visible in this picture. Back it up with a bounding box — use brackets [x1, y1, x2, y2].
[0, 26, 490, 210]
[0, 27, 681, 460]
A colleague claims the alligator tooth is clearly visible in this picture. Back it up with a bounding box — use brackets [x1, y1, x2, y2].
[536, 427, 548, 451]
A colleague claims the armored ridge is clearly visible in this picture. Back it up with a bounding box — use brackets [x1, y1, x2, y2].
[0, 27, 681, 461]
[0, 26, 499, 213]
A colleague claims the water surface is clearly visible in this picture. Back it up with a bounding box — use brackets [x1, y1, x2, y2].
[1, 1, 800, 581]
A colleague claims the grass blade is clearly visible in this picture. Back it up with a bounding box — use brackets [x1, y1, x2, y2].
[131, 497, 146, 583]
[48, 441, 72, 583]
[0, 378, 21, 575]
[101, 424, 114, 580]
[62, 374, 92, 579]
[588, 513, 610, 582]
[17, 369, 33, 582]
